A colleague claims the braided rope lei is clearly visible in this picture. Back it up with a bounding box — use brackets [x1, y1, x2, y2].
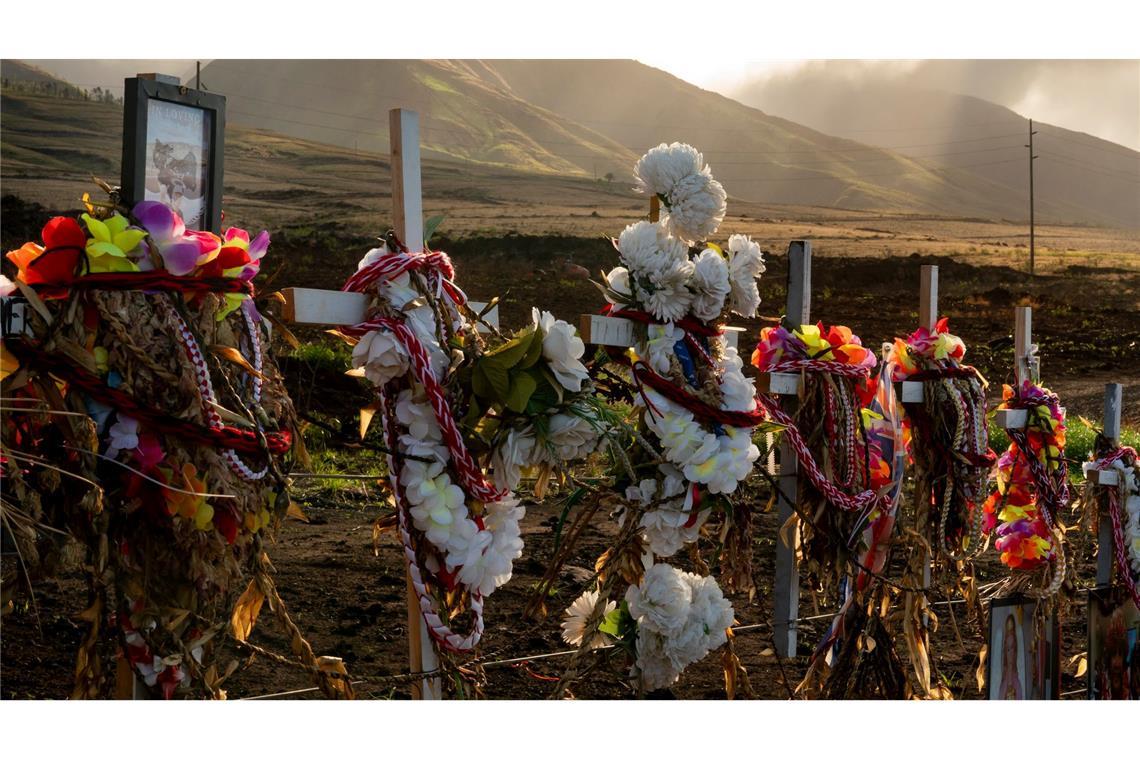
[1088, 446, 1140, 609]
[752, 321, 884, 517]
[752, 343, 883, 517]
[887, 321, 995, 561]
[342, 246, 506, 653]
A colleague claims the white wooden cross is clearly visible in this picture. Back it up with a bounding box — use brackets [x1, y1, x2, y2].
[1089, 383, 1123, 585]
[897, 265, 939, 604]
[993, 306, 1035, 430]
[279, 108, 500, 700]
[897, 265, 939, 404]
[765, 240, 811, 659]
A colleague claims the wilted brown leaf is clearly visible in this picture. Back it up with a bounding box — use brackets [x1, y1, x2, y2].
[210, 345, 267, 380]
[230, 579, 266, 642]
[286, 501, 309, 523]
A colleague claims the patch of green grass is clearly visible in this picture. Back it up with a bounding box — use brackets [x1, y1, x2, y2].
[289, 342, 352, 374]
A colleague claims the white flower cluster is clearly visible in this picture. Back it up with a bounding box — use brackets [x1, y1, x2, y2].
[353, 256, 525, 599]
[626, 563, 734, 692]
[628, 345, 759, 556]
[488, 310, 602, 491]
[634, 142, 726, 244]
[608, 221, 765, 323]
[350, 264, 450, 386]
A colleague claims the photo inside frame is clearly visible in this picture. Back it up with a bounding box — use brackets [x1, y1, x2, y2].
[1088, 587, 1140, 700]
[988, 598, 1058, 700]
[143, 99, 211, 230]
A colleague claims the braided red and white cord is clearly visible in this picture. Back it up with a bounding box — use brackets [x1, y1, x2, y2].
[756, 395, 881, 515]
[1090, 447, 1140, 609]
[168, 302, 269, 481]
[346, 249, 509, 652]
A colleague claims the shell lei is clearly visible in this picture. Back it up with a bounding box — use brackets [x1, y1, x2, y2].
[984, 381, 1069, 584]
[2, 203, 303, 699]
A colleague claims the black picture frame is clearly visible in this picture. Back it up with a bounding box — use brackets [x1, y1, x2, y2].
[987, 595, 1060, 700]
[121, 77, 226, 233]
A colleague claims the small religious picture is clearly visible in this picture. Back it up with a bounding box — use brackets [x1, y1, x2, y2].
[988, 596, 1059, 700]
[1088, 586, 1140, 700]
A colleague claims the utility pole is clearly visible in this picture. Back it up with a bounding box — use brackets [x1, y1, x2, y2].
[195, 61, 201, 90]
[1026, 118, 1038, 275]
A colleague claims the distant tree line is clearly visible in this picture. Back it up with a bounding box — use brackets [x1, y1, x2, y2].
[1, 78, 121, 105]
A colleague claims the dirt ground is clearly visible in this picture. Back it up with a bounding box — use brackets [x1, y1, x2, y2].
[2, 198, 1138, 700]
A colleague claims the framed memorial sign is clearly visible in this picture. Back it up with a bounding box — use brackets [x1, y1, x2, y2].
[987, 596, 1060, 700]
[121, 76, 225, 233]
[1088, 586, 1140, 700]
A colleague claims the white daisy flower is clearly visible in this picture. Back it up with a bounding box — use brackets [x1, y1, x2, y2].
[561, 589, 617, 650]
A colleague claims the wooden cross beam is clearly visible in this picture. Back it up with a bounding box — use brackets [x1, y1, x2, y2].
[771, 239, 811, 659]
[1084, 384, 1123, 490]
[579, 315, 741, 350]
[994, 306, 1035, 430]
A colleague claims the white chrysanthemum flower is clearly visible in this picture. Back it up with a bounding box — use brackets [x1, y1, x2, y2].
[706, 427, 761, 494]
[640, 504, 708, 558]
[689, 248, 731, 322]
[561, 589, 617, 650]
[663, 172, 727, 243]
[396, 388, 442, 441]
[604, 266, 633, 308]
[645, 323, 684, 375]
[635, 143, 707, 197]
[634, 143, 726, 243]
[637, 257, 695, 323]
[537, 412, 600, 463]
[726, 234, 766, 318]
[617, 221, 690, 279]
[491, 426, 537, 491]
[634, 626, 681, 692]
[352, 329, 409, 386]
[533, 308, 590, 392]
[625, 563, 692, 634]
[687, 572, 734, 648]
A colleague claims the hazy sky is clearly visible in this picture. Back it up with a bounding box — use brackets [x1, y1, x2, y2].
[20, 58, 1140, 150]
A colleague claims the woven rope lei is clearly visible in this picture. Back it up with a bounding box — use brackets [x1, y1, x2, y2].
[344, 247, 505, 653]
[1089, 446, 1140, 609]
